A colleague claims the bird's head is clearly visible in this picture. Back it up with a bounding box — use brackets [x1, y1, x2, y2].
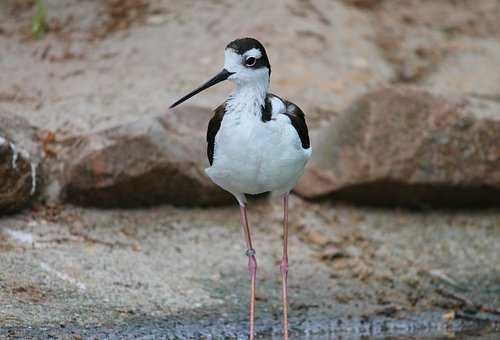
[170, 37, 271, 108]
[223, 38, 271, 85]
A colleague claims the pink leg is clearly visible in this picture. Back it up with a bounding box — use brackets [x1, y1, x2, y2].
[281, 193, 290, 339]
[239, 204, 257, 340]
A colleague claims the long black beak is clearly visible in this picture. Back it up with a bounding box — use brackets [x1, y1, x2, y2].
[170, 69, 234, 109]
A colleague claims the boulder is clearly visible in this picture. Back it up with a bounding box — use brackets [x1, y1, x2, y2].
[295, 86, 500, 207]
[62, 106, 234, 207]
[0, 139, 38, 213]
[0, 113, 41, 157]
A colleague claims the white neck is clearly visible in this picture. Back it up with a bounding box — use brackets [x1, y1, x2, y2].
[226, 79, 269, 119]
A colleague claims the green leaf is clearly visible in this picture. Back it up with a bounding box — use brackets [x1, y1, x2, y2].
[31, 0, 47, 39]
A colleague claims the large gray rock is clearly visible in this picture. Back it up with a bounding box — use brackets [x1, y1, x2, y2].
[295, 86, 500, 207]
[61, 106, 234, 207]
[0, 113, 40, 214]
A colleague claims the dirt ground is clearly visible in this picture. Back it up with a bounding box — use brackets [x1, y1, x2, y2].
[1, 197, 499, 338]
[1, 0, 500, 338]
[0, 0, 393, 135]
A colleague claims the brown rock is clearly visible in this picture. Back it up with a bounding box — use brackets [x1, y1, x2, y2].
[0, 113, 40, 214]
[0, 112, 42, 161]
[62, 106, 234, 207]
[0, 137, 38, 214]
[295, 86, 500, 207]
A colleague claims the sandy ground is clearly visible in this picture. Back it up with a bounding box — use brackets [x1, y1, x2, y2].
[0, 0, 391, 135]
[1, 197, 499, 337]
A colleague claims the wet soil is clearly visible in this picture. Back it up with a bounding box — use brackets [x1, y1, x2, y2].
[1, 311, 499, 339]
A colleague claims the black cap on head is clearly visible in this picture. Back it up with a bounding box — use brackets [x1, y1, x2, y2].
[170, 38, 271, 109]
[226, 37, 271, 76]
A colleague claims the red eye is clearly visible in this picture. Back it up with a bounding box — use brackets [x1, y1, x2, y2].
[245, 57, 257, 67]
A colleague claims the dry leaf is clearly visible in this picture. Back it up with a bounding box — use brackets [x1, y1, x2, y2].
[318, 246, 347, 261]
[442, 310, 455, 321]
[304, 230, 331, 246]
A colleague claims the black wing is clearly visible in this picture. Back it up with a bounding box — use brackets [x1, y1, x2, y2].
[268, 94, 310, 149]
[206, 102, 226, 165]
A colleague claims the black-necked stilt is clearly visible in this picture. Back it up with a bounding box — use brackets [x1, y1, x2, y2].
[170, 37, 311, 339]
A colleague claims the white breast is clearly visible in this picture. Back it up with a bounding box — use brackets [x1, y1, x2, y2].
[205, 96, 311, 202]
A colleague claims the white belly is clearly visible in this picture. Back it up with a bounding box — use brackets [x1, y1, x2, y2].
[205, 114, 311, 197]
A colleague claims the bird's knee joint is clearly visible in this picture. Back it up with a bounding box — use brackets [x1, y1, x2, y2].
[245, 248, 256, 257]
[280, 261, 288, 275]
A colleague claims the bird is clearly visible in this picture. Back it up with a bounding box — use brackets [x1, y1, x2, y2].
[170, 37, 311, 339]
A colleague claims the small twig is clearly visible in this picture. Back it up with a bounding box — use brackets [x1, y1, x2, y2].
[455, 310, 500, 323]
[70, 230, 130, 249]
[426, 269, 461, 289]
[36, 237, 77, 244]
[436, 288, 500, 316]
[372, 305, 402, 317]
